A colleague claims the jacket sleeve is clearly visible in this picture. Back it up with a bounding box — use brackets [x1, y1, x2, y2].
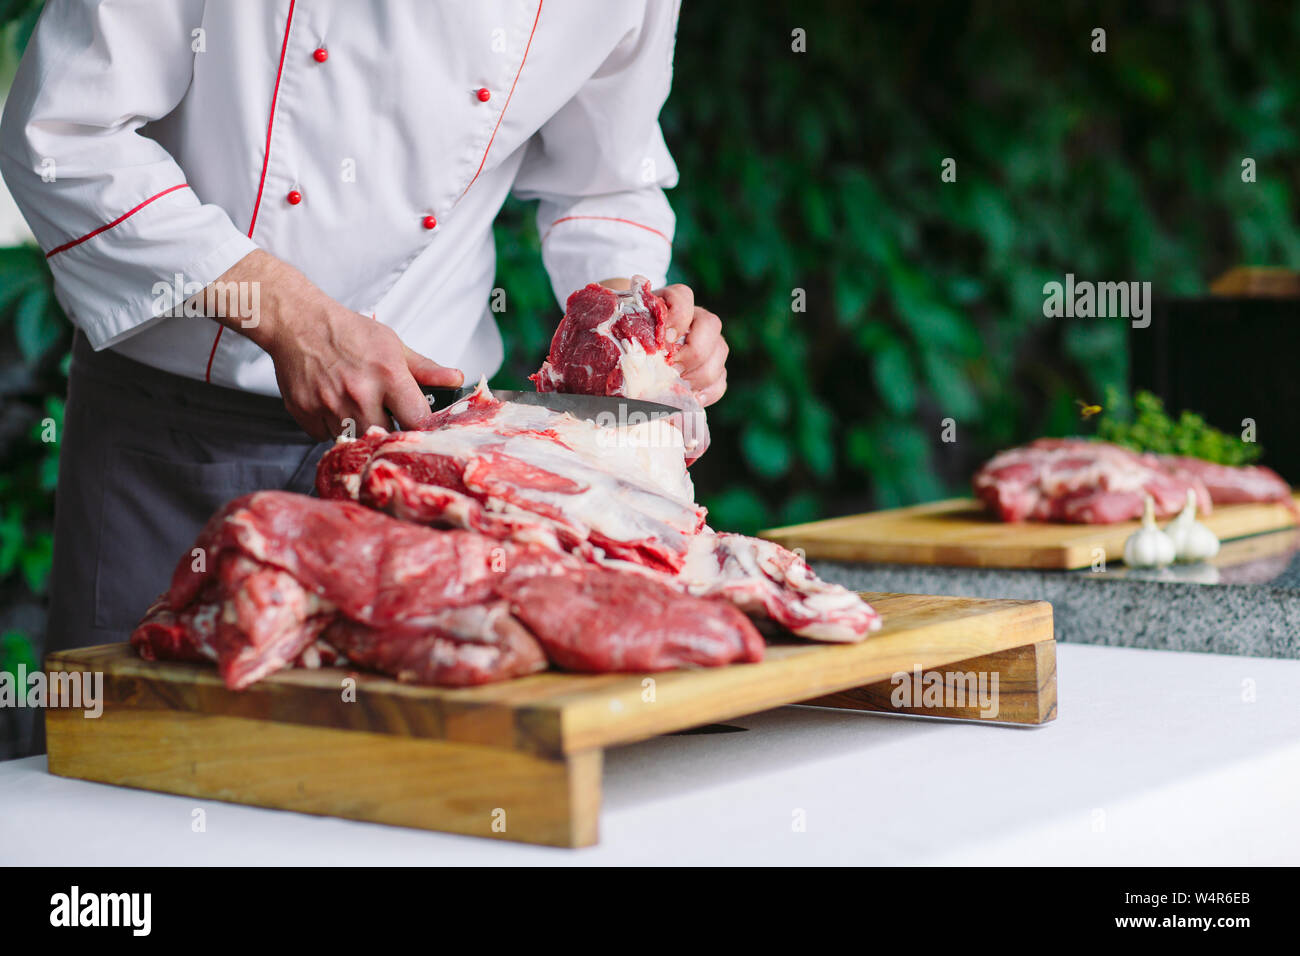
[0, 0, 257, 349]
[511, 0, 680, 306]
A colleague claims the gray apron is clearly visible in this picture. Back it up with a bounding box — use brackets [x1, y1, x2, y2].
[39, 332, 329, 735]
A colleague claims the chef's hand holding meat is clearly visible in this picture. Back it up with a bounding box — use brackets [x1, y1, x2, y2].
[597, 279, 729, 408]
[535, 277, 715, 461]
[651, 283, 729, 407]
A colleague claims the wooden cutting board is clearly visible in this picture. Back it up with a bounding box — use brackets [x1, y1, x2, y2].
[762, 495, 1300, 571]
[45, 592, 1054, 848]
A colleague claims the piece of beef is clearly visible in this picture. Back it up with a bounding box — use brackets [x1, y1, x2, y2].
[131, 491, 779, 688]
[321, 603, 548, 686]
[677, 534, 882, 641]
[973, 438, 1212, 523]
[531, 277, 710, 462]
[132, 592, 220, 664]
[132, 492, 556, 689]
[168, 490, 533, 623]
[318, 382, 706, 573]
[213, 555, 336, 688]
[317, 382, 882, 642]
[505, 565, 764, 672]
[1154, 455, 1293, 508]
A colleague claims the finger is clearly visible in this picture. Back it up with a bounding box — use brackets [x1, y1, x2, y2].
[404, 345, 464, 388]
[330, 405, 371, 441]
[694, 370, 728, 408]
[317, 413, 341, 443]
[654, 284, 695, 340]
[356, 406, 392, 436]
[682, 346, 727, 395]
[385, 371, 437, 430]
[337, 387, 390, 437]
[675, 310, 724, 373]
[286, 403, 333, 443]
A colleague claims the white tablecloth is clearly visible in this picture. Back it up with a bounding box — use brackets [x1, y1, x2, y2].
[3, 643, 1298, 865]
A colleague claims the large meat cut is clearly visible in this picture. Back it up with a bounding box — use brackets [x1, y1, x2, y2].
[531, 277, 710, 462]
[974, 438, 1291, 523]
[679, 533, 881, 642]
[1152, 454, 1292, 508]
[317, 381, 881, 643]
[508, 566, 764, 672]
[318, 382, 706, 574]
[132, 491, 764, 689]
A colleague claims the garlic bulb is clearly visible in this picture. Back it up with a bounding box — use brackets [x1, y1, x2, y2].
[1165, 489, 1220, 563]
[1123, 495, 1177, 568]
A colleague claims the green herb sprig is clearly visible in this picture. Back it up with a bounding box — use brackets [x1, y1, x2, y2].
[1097, 390, 1262, 466]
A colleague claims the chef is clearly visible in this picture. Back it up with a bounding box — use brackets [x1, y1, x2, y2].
[0, 0, 729, 660]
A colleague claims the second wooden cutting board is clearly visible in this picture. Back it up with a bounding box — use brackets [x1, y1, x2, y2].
[762, 495, 1300, 570]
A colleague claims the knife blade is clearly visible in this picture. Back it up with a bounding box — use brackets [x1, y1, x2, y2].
[422, 386, 679, 425]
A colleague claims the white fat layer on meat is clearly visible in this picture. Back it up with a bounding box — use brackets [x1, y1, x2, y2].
[613, 335, 686, 404]
[228, 513, 271, 560]
[586, 302, 708, 456]
[676, 533, 880, 642]
[467, 393, 696, 503]
[568, 415, 693, 502]
[379, 412, 701, 553]
[189, 604, 221, 660]
[612, 336, 707, 455]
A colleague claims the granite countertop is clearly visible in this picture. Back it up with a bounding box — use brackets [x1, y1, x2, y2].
[815, 528, 1300, 659]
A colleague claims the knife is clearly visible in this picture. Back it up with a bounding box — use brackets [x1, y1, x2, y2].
[421, 386, 679, 425]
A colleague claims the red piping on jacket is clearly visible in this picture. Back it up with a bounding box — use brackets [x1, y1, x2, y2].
[542, 215, 671, 244]
[44, 184, 190, 258]
[206, 0, 297, 383]
[456, 0, 543, 204]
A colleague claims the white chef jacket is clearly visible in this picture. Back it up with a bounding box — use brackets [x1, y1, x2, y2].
[0, 0, 680, 394]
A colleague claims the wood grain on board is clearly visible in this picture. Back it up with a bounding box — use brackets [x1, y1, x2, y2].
[45, 591, 1055, 846]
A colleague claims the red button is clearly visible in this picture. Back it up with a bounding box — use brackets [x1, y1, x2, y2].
[313, 48, 328, 63]
[422, 215, 438, 230]
[476, 87, 491, 102]
[287, 190, 302, 205]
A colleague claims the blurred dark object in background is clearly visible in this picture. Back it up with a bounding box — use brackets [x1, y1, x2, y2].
[1132, 294, 1300, 481]
[1209, 267, 1300, 297]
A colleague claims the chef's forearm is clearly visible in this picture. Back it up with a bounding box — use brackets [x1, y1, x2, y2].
[187, 248, 323, 356]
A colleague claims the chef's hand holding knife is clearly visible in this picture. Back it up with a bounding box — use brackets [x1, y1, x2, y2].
[197, 249, 464, 441]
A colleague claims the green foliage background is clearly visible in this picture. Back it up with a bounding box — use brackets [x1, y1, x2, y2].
[3, 0, 1300, 733]
[489, 0, 1299, 532]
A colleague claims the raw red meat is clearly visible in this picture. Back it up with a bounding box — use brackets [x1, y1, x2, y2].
[134, 492, 557, 688]
[131, 491, 767, 689]
[974, 438, 1207, 523]
[318, 382, 706, 573]
[507, 567, 764, 672]
[973, 438, 1291, 523]
[318, 382, 882, 643]
[1153, 455, 1293, 508]
[320, 604, 548, 686]
[531, 277, 710, 462]
[679, 534, 882, 641]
